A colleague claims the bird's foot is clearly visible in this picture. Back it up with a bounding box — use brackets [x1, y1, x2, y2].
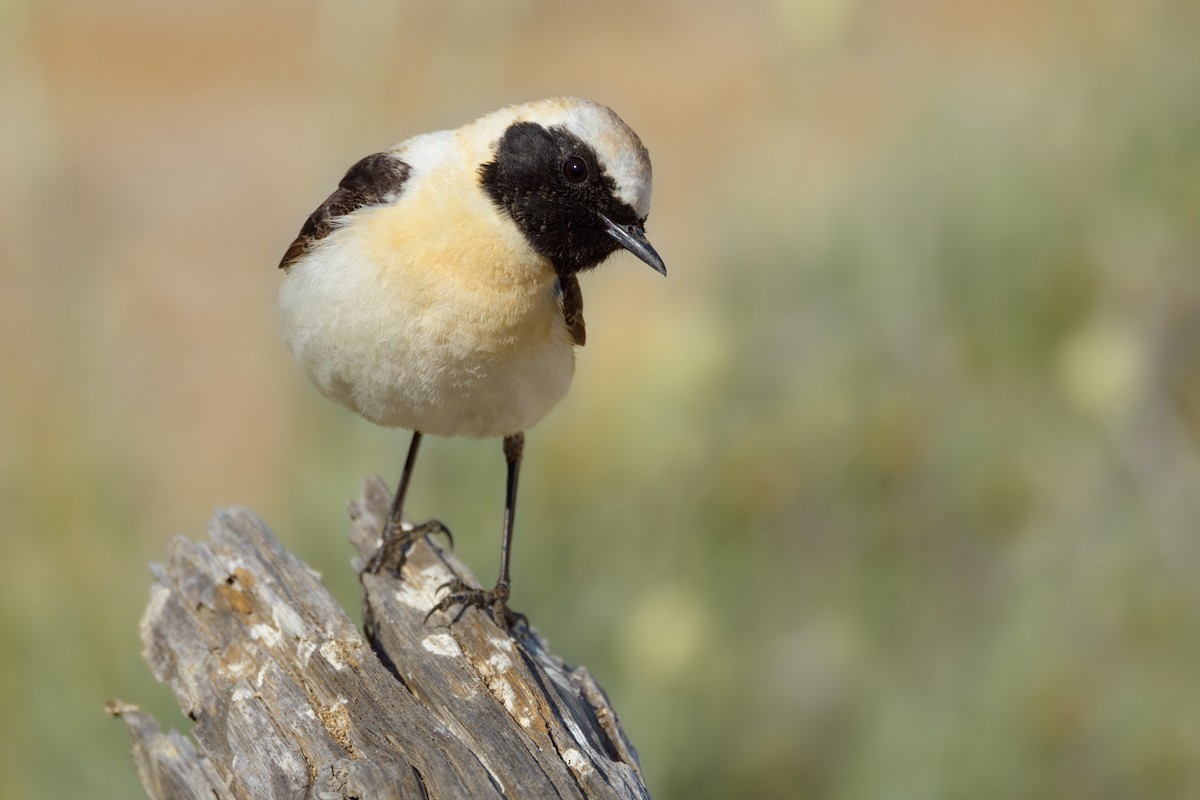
[366, 517, 454, 577]
[426, 579, 527, 631]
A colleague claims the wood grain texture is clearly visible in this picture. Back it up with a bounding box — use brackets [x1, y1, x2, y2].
[106, 700, 233, 800]
[111, 478, 647, 800]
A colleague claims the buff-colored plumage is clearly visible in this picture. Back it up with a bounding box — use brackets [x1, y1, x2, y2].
[278, 98, 651, 438]
[278, 97, 663, 626]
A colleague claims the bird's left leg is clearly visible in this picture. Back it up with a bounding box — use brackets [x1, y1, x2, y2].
[428, 432, 526, 629]
[367, 430, 452, 576]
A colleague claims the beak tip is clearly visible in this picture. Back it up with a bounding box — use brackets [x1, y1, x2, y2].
[632, 248, 668, 277]
[601, 215, 668, 278]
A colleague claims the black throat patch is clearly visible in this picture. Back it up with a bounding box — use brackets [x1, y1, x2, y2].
[478, 122, 642, 276]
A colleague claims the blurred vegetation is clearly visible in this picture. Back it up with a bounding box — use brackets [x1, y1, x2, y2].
[3, 0, 1200, 798]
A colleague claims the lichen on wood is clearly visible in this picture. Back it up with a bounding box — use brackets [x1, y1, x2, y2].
[110, 477, 647, 800]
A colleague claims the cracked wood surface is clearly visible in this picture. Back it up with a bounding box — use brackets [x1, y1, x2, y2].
[110, 477, 647, 800]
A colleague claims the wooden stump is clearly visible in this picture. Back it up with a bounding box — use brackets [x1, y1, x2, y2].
[108, 477, 647, 799]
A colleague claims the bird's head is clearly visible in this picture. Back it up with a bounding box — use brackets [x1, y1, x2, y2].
[478, 98, 666, 278]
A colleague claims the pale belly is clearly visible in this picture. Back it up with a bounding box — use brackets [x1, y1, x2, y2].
[278, 236, 576, 438]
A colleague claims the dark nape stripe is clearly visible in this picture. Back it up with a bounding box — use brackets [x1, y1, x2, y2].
[558, 274, 586, 347]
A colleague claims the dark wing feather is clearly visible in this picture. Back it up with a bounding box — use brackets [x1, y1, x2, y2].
[279, 152, 411, 270]
[558, 273, 586, 347]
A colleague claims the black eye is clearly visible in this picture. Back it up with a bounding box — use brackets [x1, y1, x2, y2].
[562, 155, 588, 183]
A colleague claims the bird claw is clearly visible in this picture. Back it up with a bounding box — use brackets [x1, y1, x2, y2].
[425, 578, 528, 631]
[365, 518, 453, 577]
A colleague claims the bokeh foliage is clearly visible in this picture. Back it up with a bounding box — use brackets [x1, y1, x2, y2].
[2, 1, 1199, 798]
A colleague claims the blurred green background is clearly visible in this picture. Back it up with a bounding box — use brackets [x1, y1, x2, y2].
[4, 0, 1200, 797]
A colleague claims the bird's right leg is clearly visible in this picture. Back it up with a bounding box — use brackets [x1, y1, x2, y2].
[367, 430, 452, 575]
[385, 430, 423, 536]
[426, 432, 526, 630]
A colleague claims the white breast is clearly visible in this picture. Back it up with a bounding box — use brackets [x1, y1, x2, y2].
[278, 149, 577, 438]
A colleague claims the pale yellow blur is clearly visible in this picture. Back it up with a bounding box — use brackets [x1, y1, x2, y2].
[3, 1, 1199, 798]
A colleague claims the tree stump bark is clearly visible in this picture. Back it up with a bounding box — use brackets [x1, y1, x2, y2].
[109, 477, 647, 800]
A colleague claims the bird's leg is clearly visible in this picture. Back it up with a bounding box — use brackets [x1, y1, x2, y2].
[386, 430, 423, 536]
[367, 431, 452, 576]
[428, 432, 526, 629]
[496, 430, 524, 603]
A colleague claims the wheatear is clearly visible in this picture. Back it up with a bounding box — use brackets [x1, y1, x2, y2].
[278, 98, 665, 626]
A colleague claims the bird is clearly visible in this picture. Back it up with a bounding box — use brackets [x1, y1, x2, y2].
[277, 97, 665, 627]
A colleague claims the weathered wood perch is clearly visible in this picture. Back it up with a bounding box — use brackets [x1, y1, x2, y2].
[108, 477, 647, 799]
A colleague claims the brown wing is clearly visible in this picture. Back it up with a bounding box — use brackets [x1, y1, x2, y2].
[279, 152, 412, 270]
[559, 273, 586, 347]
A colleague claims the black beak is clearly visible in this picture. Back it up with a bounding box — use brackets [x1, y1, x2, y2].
[600, 214, 667, 276]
